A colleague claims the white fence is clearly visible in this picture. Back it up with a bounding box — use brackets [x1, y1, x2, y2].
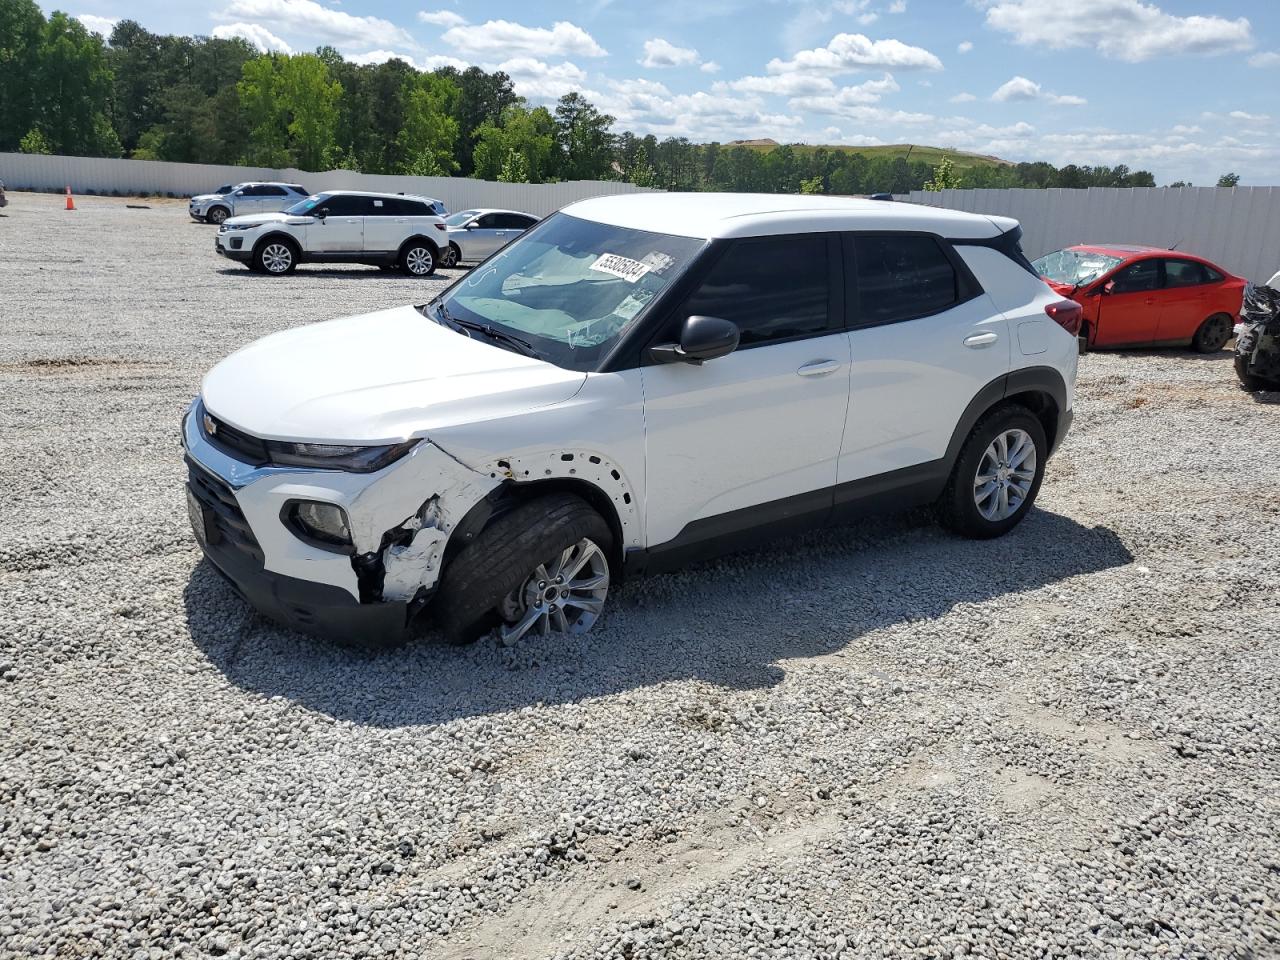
[0, 152, 659, 218]
[905, 187, 1280, 284]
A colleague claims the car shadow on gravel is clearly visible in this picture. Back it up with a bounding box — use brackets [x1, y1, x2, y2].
[183, 508, 1132, 727]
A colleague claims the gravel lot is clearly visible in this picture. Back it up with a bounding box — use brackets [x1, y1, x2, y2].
[2, 190, 1278, 960]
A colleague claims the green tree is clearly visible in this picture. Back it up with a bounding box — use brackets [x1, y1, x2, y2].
[498, 148, 530, 183]
[799, 175, 823, 195]
[237, 55, 289, 167]
[554, 92, 615, 181]
[0, 0, 46, 151]
[29, 12, 119, 156]
[624, 145, 660, 188]
[923, 156, 963, 191]
[280, 54, 341, 170]
[19, 127, 52, 153]
[434, 66, 519, 176]
[396, 71, 459, 175]
[472, 104, 557, 182]
[1216, 172, 1240, 188]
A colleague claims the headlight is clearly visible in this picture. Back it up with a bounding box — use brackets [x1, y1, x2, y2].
[283, 500, 353, 551]
[265, 440, 419, 473]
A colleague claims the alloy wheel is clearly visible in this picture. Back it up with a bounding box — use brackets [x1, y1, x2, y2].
[261, 243, 293, 274]
[973, 428, 1037, 522]
[497, 537, 610, 644]
[405, 247, 434, 275]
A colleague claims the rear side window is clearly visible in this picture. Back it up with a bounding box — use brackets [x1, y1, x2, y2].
[681, 235, 833, 347]
[1165, 259, 1212, 287]
[496, 213, 536, 229]
[259, 186, 287, 197]
[319, 194, 369, 216]
[852, 234, 959, 326]
[1111, 259, 1160, 293]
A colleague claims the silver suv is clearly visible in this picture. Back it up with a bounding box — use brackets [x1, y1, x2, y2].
[189, 182, 308, 225]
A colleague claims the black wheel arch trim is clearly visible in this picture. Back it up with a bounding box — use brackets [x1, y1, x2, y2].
[253, 232, 302, 257]
[398, 235, 441, 260]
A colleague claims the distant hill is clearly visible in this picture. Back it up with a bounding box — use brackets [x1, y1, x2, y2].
[731, 141, 1014, 170]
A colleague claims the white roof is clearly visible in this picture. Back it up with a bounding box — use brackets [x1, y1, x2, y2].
[562, 192, 1014, 241]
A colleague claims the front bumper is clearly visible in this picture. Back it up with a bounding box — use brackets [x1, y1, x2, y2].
[215, 234, 252, 262]
[181, 401, 498, 645]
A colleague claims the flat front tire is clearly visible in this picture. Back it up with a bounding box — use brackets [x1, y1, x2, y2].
[937, 405, 1047, 539]
[434, 494, 613, 645]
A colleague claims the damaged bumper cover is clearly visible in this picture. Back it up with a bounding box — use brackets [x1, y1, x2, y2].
[182, 403, 498, 645]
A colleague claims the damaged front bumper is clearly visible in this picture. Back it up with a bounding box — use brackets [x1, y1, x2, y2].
[182, 402, 498, 646]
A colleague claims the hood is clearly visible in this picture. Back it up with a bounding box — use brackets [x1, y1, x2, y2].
[191, 193, 223, 203]
[201, 304, 586, 444]
[224, 211, 300, 228]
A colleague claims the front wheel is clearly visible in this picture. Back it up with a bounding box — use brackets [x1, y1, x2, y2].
[207, 206, 229, 225]
[439, 244, 460, 269]
[401, 242, 436, 277]
[937, 405, 1047, 539]
[434, 494, 613, 645]
[254, 240, 297, 275]
[1192, 314, 1233, 353]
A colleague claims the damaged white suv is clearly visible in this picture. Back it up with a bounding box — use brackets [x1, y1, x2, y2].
[183, 193, 1079, 646]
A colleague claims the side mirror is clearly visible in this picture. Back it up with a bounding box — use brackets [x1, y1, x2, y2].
[649, 315, 740, 365]
[314, 207, 328, 220]
[465, 221, 477, 230]
[1102, 281, 1116, 295]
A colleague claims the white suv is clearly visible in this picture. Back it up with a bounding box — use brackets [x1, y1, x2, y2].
[184, 193, 1079, 646]
[215, 190, 447, 276]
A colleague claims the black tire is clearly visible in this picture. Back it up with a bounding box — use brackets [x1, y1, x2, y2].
[1234, 353, 1264, 391]
[207, 206, 229, 225]
[434, 493, 612, 644]
[937, 404, 1047, 539]
[253, 238, 298, 275]
[400, 241, 437, 277]
[1192, 313, 1233, 353]
[439, 244, 461, 269]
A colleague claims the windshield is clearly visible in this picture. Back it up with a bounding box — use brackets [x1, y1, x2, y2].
[438, 212, 706, 372]
[1033, 248, 1123, 287]
[284, 193, 330, 216]
[445, 210, 481, 227]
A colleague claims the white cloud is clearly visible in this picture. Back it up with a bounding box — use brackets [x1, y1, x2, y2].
[496, 57, 588, 101]
[211, 22, 292, 53]
[979, 0, 1253, 62]
[442, 19, 606, 59]
[1171, 124, 1202, 135]
[888, 0, 908, 12]
[421, 53, 469, 70]
[957, 40, 973, 53]
[344, 49, 416, 66]
[417, 9, 466, 28]
[219, 0, 413, 48]
[991, 75, 1086, 106]
[1228, 110, 1270, 122]
[858, 13, 878, 25]
[640, 38, 699, 68]
[76, 14, 118, 36]
[725, 74, 837, 97]
[596, 80, 804, 140]
[700, 61, 722, 74]
[767, 32, 942, 75]
[950, 92, 977, 103]
[1248, 51, 1280, 68]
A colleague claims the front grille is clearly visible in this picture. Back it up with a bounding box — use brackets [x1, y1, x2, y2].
[187, 459, 263, 564]
[204, 411, 270, 465]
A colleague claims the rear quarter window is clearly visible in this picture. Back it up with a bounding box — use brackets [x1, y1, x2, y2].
[850, 234, 962, 326]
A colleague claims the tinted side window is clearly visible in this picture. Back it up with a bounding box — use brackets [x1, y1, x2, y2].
[260, 186, 287, 197]
[242, 185, 267, 196]
[852, 235, 958, 325]
[1165, 259, 1209, 287]
[475, 213, 500, 228]
[681, 235, 832, 347]
[1204, 265, 1224, 282]
[496, 213, 534, 229]
[1111, 259, 1160, 293]
[320, 195, 369, 216]
[367, 197, 397, 216]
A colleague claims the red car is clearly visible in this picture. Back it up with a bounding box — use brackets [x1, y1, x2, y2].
[1031, 244, 1246, 352]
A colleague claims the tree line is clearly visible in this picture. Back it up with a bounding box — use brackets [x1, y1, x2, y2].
[0, 1, 1171, 193]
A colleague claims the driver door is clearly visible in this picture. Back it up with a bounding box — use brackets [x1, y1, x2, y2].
[640, 233, 850, 553]
[1094, 258, 1161, 347]
[311, 195, 367, 252]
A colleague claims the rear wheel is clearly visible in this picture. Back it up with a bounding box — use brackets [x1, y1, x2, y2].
[1192, 313, 1232, 353]
[401, 242, 436, 277]
[938, 405, 1047, 539]
[254, 239, 297, 275]
[434, 494, 613, 645]
[207, 206, 229, 225]
[1235, 353, 1264, 391]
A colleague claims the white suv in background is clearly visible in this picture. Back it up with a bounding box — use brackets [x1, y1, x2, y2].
[184, 193, 1079, 647]
[190, 182, 308, 224]
[215, 190, 447, 275]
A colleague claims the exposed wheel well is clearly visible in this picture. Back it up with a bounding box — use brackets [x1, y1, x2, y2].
[446, 478, 626, 579]
[1003, 390, 1060, 452]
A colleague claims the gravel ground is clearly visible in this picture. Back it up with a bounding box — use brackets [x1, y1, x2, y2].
[1, 191, 1278, 960]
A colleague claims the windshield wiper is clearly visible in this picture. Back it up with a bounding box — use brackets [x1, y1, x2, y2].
[433, 302, 541, 359]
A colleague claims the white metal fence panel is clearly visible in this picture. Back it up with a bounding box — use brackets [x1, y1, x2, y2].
[905, 186, 1280, 283]
[0, 153, 660, 218]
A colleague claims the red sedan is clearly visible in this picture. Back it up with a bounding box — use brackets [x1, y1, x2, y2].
[1031, 244, 1246, 352]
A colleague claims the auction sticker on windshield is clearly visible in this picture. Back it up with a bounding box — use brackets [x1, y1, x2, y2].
[590, 253, 651, 283]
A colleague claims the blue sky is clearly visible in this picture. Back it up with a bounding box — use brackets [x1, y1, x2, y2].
[58, 0, 1280, 184]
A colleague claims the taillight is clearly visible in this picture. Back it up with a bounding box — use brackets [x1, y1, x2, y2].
[433, 222, 447, 231]
[1045, 300, 1083, 336]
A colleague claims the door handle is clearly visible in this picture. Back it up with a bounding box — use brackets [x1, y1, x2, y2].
[797, 359, 841, 377]
[963, 332, 999, 348]
[495, 232, 506, 237]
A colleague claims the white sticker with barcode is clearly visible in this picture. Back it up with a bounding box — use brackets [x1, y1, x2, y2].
[590, 253, 651, 283]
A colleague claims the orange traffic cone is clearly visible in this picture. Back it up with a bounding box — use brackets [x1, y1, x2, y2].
[65, 186, 75, 210]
